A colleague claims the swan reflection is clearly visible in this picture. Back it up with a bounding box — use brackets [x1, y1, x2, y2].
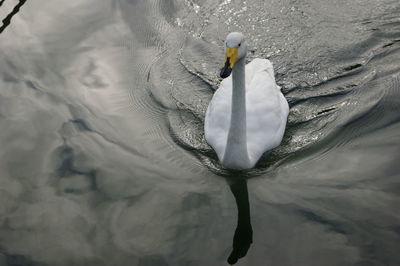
[227, 179, 253, 265]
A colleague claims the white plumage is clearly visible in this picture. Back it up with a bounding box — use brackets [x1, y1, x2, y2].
[204, 33, 289, 170]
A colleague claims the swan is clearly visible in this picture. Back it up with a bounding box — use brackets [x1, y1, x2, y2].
[204, 32, 289, 170]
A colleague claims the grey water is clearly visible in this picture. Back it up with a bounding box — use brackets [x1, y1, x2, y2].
[0, 0, 400, 265]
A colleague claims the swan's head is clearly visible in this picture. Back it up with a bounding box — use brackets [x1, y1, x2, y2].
[220, 32, 247, 78]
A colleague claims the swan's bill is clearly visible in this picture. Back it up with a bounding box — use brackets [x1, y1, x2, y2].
[226, 47, 238, 68]
[220, 47, 238, 78]
[220, 58, 232, 78]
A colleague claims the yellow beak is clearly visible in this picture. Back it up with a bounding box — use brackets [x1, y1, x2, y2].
[225, 47, 238, 68]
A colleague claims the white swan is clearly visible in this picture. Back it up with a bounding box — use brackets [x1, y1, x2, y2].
[204, 32, 289, 170]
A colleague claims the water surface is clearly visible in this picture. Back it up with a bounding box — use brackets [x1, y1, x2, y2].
[0, 0, 400, 265]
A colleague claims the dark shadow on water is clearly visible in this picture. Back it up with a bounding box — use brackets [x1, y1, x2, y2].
[0, 251, 37, 266]
[227, 178, 253, 265]
[0, 0, 27, 34]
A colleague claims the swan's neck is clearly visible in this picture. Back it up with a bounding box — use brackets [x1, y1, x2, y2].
[223, 57, 250, 169]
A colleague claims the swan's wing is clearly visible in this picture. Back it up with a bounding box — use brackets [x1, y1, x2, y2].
[204, 78, 232, 161]
[245, 59, 289, 163]
[245, 58, 276, 89]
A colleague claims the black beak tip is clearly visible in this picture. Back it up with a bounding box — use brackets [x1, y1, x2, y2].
[220, 58, 232, 79]
[220, 65, 232, 79]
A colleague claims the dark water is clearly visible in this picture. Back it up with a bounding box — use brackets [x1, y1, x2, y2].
[1, 0, 400, 265]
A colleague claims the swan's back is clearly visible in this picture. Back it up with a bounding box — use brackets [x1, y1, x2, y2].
[204, 59, 289, 166]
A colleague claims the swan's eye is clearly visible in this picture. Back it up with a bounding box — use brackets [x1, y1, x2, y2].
[238, 43, 241, 47]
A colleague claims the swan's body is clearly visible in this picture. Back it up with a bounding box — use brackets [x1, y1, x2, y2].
[204, 32, 289, 170]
